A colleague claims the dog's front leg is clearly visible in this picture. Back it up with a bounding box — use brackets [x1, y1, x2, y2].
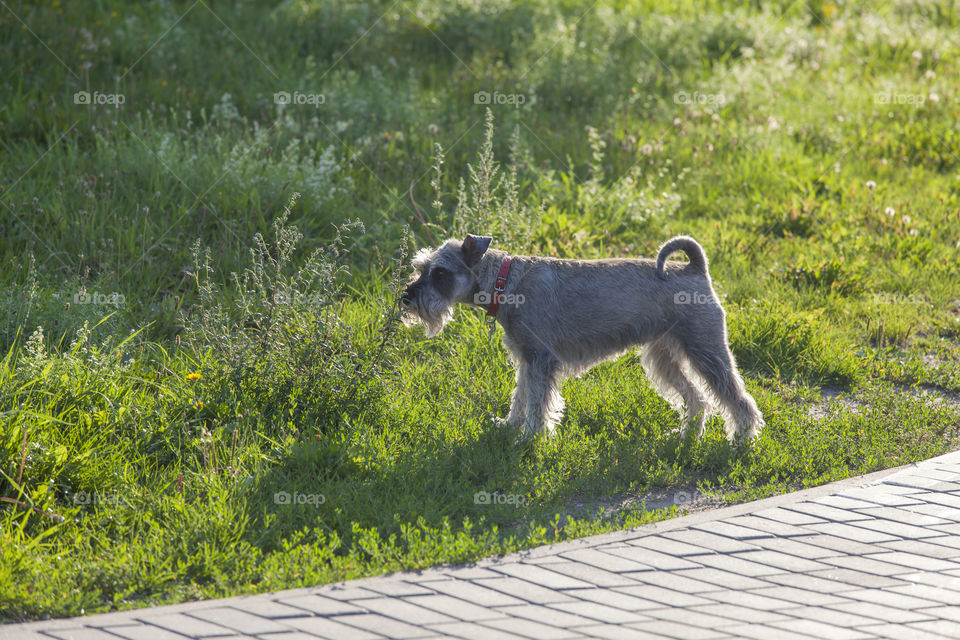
[506, 362, 528, 427]
[522, 354, 563, 438]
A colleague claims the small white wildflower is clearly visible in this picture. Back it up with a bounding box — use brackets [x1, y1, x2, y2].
[902, 215, 911, 224]
[885, 206, 896, 217]
[928, 92, 939, 104]
[912, 50, 923, 61]
[767, 116, 780, 131]
[640, 143, 653, 155]
[866, 180, 876, 190]
[925, 69, 936, 80]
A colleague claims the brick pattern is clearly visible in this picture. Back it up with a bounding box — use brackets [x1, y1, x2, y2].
[6, 452, 960, 640]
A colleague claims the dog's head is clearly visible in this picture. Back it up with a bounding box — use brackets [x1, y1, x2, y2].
[400, 234, 492, 337]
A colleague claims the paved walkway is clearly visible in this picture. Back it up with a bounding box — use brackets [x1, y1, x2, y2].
[7, 452, 960, 640]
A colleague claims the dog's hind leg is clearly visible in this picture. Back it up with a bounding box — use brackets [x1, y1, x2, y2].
[641, 338, 712, 437]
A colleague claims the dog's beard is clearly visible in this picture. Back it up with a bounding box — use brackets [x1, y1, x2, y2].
[401, 292, 454, 338]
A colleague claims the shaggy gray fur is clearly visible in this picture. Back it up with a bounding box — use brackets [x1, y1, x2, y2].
[400, 234, 764, 443]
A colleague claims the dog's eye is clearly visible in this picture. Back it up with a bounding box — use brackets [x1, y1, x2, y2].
[433, 267, 448, 278]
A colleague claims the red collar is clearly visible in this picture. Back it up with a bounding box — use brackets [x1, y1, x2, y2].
[486, 257, 512, 318]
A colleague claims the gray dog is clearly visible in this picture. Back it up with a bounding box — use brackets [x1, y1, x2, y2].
[400, 234, 764, 444]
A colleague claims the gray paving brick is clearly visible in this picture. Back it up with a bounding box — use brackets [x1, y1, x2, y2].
[816, 495, 882, 510]
[598, 545, 700, 571]
[780, 604, 882, 627]
[827, 601, 933, 623]
[481, 617, 573, 640]
[747, 586, 846, 606]
[807, 521, 899, 543]
[331, 613, 432, 638]
[801, 533, 885, 555]
[918, 491, 960, 509]
[785, 502, 872, 523]
[753, 506, 826, 525]
[628, 535, 712, 556]
[106, 626, 192, 640]
[733, 550, 833, 572]
[565, 587, 662, 612]
[692, 520, 772, 540]
[674, 567, 772, 590]
[229, 599, 308, 619]
[691, 552, 784, 577]
[572, 626, 664, 640]
[860, 622, 954, 640]
[626, 619, 729, 639]
[614, 584, 714, 608]
[750, 535, 840, 559]
[698, 588, 798, 611]
[879, 539, 960, 559]
[914, 605, 960, 623]
[767, 618, 873, 640]
[47, 631, 135, 640]
[821, 554, 918, 577]
[473, 577, 575, 604]
[363, 581, 436, 597]
[854, 506, 951, 527]
[427, 621, 525, 640]
[841, 488, 924, 507]
[841, 587, 943, 609]
[441, 567, 504, 580]
[285, 616, 385, 640]
[888, 582, 960, 605]
[627, 569, 724, 594]
[905, 502, 960, 521]
[406, 594, 504, 622]
[548, 603, 649, 626]
[320, 586, 382, 600]
[496, 604, 597, 628]
[909, 620, 960, 638]
[136, 613, 236, 637]
[718, 623, 815, 640]
[187, 608, 290, 635]
[762, 572, 862, 594]
[491, 563, 594, 589]
[558, 548, 651, 573]
[427, 579, 526, 607]
[536, 560, 639, 587]
[898, 571, 960, 591]
[868, 551, 960, 572]
[359, 597, 458, 624]
[641, 607, 744, 629]
[689, 603, 791, 625]
[277, 594, 365, 616]
[931, 522, 960, 536]
[260, 633, 326, 640]
[661, 529, 759, 553]
[724, 515, 813, 537]
[809, 568, 910, 589]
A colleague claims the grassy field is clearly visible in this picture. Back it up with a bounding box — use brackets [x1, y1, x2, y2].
[2, 0, 960, 622]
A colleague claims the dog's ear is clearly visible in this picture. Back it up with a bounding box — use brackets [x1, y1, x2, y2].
[461, 234, 492, 266]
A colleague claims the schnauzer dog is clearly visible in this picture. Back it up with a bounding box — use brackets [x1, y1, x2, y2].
[400, 234, 764, 444]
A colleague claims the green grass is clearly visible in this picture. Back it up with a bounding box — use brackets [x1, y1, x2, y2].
[2, 0, 960, 622]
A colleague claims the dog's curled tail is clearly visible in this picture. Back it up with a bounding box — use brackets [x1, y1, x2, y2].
[656, 236, 708, 279]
